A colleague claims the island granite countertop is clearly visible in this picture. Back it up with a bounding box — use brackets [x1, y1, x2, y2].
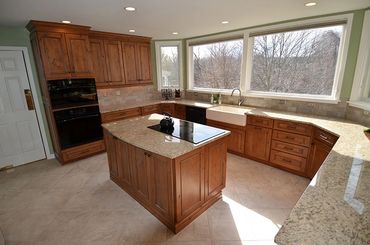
[239, 108, 369, 245]
[102, 113, 230, 159]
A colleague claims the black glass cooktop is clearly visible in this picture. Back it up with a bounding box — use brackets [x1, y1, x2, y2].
[148, 118, 225, 144]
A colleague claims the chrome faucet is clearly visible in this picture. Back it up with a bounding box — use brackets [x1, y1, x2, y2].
[231, 88, 245, 106]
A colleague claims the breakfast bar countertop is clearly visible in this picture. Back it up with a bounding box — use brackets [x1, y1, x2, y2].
[240, 108, 370, 245]
[101, 113, 230, 159]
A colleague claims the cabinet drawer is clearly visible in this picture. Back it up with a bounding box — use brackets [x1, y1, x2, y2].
[141, 104, 161, 115]
[314, 128, 338, 146]
[274, 119, 312, 136]
[272, 130, 311, 147]
[102, 107, 141, 123]
[247, 115, 273, 128]
[270, 150, 307, 173]
[271, 140, 309, 158]
[62, 140, 105, 162]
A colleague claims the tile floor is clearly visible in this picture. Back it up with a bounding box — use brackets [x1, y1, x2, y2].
[0, 153, 309, 245]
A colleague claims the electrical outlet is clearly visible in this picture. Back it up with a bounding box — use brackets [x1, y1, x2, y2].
[278, 100, 286, 105]
[116, 91, 121, 96]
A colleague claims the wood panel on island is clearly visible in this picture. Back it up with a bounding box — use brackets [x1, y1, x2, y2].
[104, 130, 227, 233]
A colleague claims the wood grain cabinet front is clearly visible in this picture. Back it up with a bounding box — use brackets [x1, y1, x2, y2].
[207, 120, 245, 155]
[104, 40, 126, 86]
[141, 104, 161, 115]
[89, 38, 109, 86]
[245, 125, 272, 161]
[173, 104, 186, 119]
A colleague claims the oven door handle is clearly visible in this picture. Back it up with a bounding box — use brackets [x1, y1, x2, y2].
[58, 114, 100, 123]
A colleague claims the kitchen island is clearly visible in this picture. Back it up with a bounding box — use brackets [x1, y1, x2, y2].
[102, 113, 230, 233]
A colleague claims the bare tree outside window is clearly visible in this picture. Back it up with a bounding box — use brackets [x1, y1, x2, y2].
[250, 25, 343, 95]
[160, 46, 179, 88]
[192, 39, 243, 89]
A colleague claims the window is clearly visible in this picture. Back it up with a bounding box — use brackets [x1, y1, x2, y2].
[186, 15, 352, 102]
[249, 25, 343, 96]
[350, 10, 370, 110]
[155, 41, 182, 90]
[188, 38, 243, 91]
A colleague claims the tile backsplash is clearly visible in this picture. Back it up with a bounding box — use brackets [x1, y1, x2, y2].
[97, 85, 161, 112]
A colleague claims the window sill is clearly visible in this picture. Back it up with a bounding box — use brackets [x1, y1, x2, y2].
[347, 101, 370, 111]
[186, 88, 236, 95]
[244, 91, 340, 104]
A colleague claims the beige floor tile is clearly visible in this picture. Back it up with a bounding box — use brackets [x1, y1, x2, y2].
[0, 153, 308, 244]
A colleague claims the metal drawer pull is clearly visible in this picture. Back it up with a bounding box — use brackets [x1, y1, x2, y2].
[283, 146, 294, 151]
[282, 158, 292, 163]
[319, 134, 328, 140]
[285, 136, 295, 140]
[287, 125, 297, 130]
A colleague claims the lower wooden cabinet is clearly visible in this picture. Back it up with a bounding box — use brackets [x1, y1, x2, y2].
[245, 125, 272, 161]
[141, 104, 161, 115]
[161, 103, 175, 115]
[173, 104, 186, 119]
[306, 139, 331, 178]
[270, 149, 307, 173]
[207, 119, 245, 155]
[61, 140, 105, 163]
[104, 130, 227, 233]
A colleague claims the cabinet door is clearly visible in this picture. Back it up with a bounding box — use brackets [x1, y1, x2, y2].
[307, 139, 331, 178]
[137, 43, 152, 83]
[115, 140, 134, 187]
[205, 140, 227, 200]
[245, 125, 272, 161]
[90, 38, 108, 86]
[104, 40, 126, 86]
[175, 149, 204, 221]
[37, 32, 70, 80]
[131, 147, 151, 203]
[148, 152, 173, 221]
[122, 42, 140, 84]
[65, 33, 93, 78]
[104, 132, 118, 178]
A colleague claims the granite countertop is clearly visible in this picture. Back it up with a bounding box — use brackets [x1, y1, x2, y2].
[241, 108, 369, 245]
[100, 99, 215, 113]
[102, 113, 230, 159]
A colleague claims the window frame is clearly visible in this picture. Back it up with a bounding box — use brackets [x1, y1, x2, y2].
[155, 40, 183, 91]
[186, 14, 353, 103]
[349, 10, 370, 110]
[186, 31, 246, 94]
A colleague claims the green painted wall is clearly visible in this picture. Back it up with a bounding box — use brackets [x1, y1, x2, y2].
[0, 26, 54, 154]
[154, 8, 367, 100]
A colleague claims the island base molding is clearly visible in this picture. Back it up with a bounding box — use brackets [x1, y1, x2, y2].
[104, 129, 228, 233]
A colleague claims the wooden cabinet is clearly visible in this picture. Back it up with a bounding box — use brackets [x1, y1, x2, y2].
[207, 119, 245, 155]
[137, 43, 152, 83]
[245, 125, 272, 161]
[101, 107, 142, 123]
[104, 40, 126, 86]
[122, 42, 140, 84]
[205, 140, 227, 200]
[274, 119, 312, 136]
[306, 128, 338, 178]
[247, 115, 274, 128]
[270, 149, 307, 173]
[64, 33, 93, 78]
[104, 129, 227, 233]
[62, 139, 105, 163]
[36, 32, 71, 80]
[90, 38, 108, 86]
[141, 104, 161, 115]
[272, 130, 311, 147]
[175, 149, 205, 221]
[161, 103, 175, 115]
[173, 104, 186, 119]
[34, 31, 93, 80]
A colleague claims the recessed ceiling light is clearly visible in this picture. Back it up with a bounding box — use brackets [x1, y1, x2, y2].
[221, 21, 229, 24]
[61, 20, 71, 24]
[172, 32, 179, 35]
[129, 29, 135, 33]
[124, 6, 136, 11]
[305, 2, 317, 7]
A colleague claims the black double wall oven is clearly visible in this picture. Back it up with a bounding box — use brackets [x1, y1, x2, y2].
[48, 79, 103, 150]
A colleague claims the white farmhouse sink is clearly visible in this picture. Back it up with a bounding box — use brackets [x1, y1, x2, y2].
[206, 105, 252, 126]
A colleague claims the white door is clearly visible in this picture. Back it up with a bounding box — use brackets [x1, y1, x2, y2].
[0, 50, 45, 168]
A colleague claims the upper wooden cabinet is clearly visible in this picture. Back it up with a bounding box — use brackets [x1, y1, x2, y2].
[104, 40, 126, 86]
[27, 20, 152, 88]
[27, 21, 94, 80]
[89, 38, 108, 85]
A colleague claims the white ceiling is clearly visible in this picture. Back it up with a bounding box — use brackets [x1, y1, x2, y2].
[0, 0, 369, 39]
